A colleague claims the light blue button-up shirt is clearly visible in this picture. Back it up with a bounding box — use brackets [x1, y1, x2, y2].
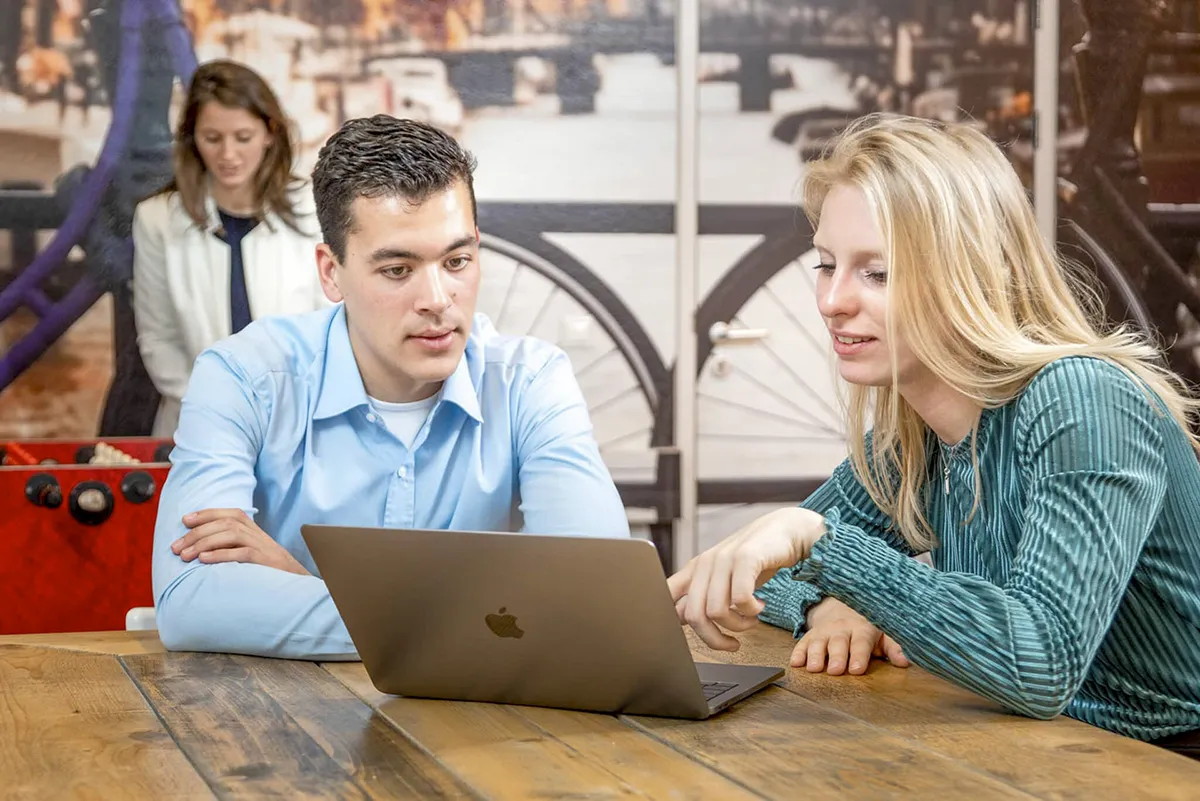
[151, 304, 630, 659]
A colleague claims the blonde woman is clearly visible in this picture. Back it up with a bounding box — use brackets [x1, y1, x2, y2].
[669, 114, 1200, 757]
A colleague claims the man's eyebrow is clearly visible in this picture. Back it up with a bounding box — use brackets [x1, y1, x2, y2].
[367, 235, 476, 263]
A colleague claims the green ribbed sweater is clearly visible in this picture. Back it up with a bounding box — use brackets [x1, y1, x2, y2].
[756, 356, 1200, 740]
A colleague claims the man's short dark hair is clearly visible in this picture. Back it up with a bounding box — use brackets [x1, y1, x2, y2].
[312, 115, 478, 261]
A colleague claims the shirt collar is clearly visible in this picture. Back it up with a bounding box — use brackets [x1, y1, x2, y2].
[313, 305, 369, 421]
[313, 305, 484, 424]
[440, 339, 484, 423]
[191, 179, 280, 235]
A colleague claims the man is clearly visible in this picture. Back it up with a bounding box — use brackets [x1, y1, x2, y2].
[151, 115, 630, 659]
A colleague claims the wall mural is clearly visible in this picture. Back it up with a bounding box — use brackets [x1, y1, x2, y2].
[1, 0, 1197, 558]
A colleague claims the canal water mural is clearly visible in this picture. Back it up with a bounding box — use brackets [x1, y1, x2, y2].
[1, 0, 1198, 550]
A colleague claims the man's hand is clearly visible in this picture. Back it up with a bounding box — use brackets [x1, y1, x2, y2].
[171, 508, 309, 576]
[792, 597, 909, 674]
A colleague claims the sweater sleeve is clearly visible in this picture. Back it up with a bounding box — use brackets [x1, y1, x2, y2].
[791, 358, 1169, 719]
[755, 451, 915, 636]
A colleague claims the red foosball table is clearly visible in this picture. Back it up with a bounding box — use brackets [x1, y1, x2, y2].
[0, 437, 174, 634]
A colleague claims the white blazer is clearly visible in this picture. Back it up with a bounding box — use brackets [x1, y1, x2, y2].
[132, 182, 330, 437]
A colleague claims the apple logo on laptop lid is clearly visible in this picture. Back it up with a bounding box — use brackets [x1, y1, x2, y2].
[485, 607, 524, 639]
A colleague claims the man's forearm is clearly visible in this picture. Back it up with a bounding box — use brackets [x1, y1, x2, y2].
[154, 561, 358, 660]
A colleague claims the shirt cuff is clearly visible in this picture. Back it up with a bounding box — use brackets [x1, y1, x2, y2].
[754, 577, 824, 638]
[789, 507, 935, 633]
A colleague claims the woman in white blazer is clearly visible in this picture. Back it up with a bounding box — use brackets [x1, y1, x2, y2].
[133, 60, 329, 437]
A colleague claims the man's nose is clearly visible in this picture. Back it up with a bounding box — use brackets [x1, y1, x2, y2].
[414, 264, 452, 313]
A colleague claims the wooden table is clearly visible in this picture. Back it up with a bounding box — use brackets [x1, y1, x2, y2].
[2, 626, 1197, 799]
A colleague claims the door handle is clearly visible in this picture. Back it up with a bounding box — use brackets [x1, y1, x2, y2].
[708, 321, 770, 345]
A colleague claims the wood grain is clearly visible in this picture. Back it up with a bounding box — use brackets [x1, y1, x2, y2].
[0, 644, 212, 800]
[327, 660, 751, 800]
[691, 625, 1200, 800]
[8, 628, 1198, 801]
[0, 629, 166, 656]
[123, 652, 472, 800]
[514, 704, 764, 800]
[628, 682, 1038, 800]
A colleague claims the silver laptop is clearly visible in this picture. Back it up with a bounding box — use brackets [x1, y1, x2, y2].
[301, 525, 784, 719]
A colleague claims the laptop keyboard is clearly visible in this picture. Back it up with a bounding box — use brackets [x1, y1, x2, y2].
[701, 681, 737, 700]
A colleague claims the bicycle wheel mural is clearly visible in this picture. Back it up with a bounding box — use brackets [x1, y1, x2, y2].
[1, 0, 1198, 567]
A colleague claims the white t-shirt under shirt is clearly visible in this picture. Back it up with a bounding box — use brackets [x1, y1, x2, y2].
[367, 392, 439, 449]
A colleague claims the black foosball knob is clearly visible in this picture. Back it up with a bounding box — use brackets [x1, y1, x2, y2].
[75, 445, 95, 464]
[120, 471, 156, 504]
[69, 481, 115, 525]
[153, 442, 174, 463]
[25, 473, 63, 509]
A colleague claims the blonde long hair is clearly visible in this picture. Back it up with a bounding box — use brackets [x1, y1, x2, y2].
[801, 113, 1200, 551]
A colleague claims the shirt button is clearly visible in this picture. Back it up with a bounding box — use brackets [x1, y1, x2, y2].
[366, 413, 377, 423]
[397, 466, 408, 478]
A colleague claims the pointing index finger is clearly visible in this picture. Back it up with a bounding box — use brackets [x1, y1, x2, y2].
[666, 562, 694, 604]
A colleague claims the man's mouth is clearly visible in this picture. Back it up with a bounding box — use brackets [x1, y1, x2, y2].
[410, 329, 456, 351]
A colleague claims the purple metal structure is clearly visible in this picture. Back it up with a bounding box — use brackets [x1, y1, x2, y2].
[0, 0, 197, 390]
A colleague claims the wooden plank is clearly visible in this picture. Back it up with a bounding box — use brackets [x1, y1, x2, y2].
[123, 652, 472, 800]
[0, 629, 165, 656]
[326, 661, 753, 799]
[513, 704, 764, 800]
[628, 681, 1039, 800]
[694, 626, 1200, 800]
[0, 644, 213, 800]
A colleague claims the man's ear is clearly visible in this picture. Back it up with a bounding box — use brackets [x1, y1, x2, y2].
[315, 244, 344, 304]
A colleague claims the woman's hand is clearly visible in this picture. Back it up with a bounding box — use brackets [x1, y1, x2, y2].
[792, 597, 909, 673]
[667, 507, 827, 651]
